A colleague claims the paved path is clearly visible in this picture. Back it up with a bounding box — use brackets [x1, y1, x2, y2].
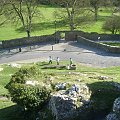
[0, 41, 120, 68]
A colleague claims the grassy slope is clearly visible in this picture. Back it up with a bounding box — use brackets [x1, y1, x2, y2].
[0, 6, 112, 41]
[0, 61, 120, 119]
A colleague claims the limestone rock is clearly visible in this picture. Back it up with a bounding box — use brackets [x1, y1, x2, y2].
[106, 97, 120, 120]
[26, 80, 39, 86]
[55, 82, 67, 90]
[113, 97, 120, 114]
[0, 68, 3, 72]
[8, 63, 21, 68]
[49, 84, 91, 120]
[106, 113, 119, 120]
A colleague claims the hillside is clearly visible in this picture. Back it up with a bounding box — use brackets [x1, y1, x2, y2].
[0, 5, 112, 41]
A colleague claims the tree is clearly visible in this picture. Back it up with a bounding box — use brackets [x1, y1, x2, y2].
[3, 0, 42, 38]
[0, 0, 8, 26]
[89, 0, 100, 21]
[89, 0, 112, 21]
[102, 15, 120, 34]
[52, 0, 90, 31]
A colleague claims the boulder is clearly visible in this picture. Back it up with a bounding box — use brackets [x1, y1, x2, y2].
[26, 80, 39, 86]
[8, 63, 21, 68]
[106, 113, 119, 120]
[55, 82, 67, 90]
[106, 97, 120, 120]
[49, 84, 91, 120]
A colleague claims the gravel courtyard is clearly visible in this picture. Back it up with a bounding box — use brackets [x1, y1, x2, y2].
[0, 41, 120, 68]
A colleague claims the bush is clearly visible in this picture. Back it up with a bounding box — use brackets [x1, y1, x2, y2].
[102, 15, 120, 34]
[7, 83, 51, 111]
[6, 66, 38, 85]
[6, 66, 51, 111]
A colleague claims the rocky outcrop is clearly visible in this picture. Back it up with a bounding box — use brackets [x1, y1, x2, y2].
[106, 97, 120, 120]
[49, 84, 91, 120]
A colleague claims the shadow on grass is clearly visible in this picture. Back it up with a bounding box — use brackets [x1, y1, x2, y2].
[88, 81, 120, 112]
[80, 81, 120, 120]
[0, 104, 39, 120]
[0, 105, 24, 120]
[98, 15, 110, 22]
[16, 20, 67, 33]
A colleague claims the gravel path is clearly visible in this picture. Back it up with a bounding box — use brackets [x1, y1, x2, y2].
[0, 41, 120, 68]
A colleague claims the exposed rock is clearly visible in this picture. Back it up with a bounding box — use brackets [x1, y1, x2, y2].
[0, 68, 3, 72]
[55, 82, 67, 90]
[113, 97, 120, 114]
[106, 97, 120, 120]
[26, 80, 39, 86]
[106, 113, 119, 120]
[49, 84, 91, 120]
[98, 76, 109, 80]
[75, 79, 81, 82]
[8, 63, 21, 68]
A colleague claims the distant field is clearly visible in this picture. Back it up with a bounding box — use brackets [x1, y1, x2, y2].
[0, 6, 113, 41]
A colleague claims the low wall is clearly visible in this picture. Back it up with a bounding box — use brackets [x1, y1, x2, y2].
[0, 41, 2, 49]
[65, 31, 120, 41]
[2, 34, 56, 49]
[77, 36, 120, 53]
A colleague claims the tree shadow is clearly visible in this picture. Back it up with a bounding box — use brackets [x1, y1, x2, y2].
[0, 104, 24, 120]
[75, 81, 120, 120]
[98, 15, 110, 22]
[68, 41, 120, 57]
[15, 20, 67, 33]
[88, 81, 120, 115]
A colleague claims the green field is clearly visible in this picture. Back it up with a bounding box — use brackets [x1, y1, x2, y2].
[0, 61, 120, 120]
[0, 6, 113, 41]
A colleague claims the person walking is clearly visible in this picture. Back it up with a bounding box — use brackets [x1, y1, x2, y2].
[48, 56, 52, 64]
[56, 57, 60, 65]
[70, 58, 73, 65]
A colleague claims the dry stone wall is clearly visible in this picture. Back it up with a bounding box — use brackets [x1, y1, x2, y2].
[77, 36, 120, 53]
[2, 34, 55, 49]
[65, 31, 120, 41]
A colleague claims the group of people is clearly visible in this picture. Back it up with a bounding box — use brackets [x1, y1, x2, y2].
[48, 56, 73, 66]
[48, 56, 60, 65]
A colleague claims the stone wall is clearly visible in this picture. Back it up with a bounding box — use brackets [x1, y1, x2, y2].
[1, 34, 57, 49]
[77, 36, 120, 53]
[65, 31, 120, 41]
[0, 42, 2, 49]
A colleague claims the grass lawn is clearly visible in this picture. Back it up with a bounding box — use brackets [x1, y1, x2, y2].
[0, 6, 113, 41]
[0, 61, 120, 120]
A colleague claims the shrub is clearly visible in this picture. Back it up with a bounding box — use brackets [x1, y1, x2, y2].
[102, 15, 120, 34]
[6, 66, 38, 85]
[7, 83, 51, 111]
[6, 66, 51, 111]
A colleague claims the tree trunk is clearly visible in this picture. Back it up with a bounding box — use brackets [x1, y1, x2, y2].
[94, 6, 98, 21]
[70, 23, 74, 31]
[27, 30, 30, 38]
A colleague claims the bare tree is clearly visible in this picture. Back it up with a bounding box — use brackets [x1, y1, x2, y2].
[52, 0, 90, 31]
[3, 0, 42, 38]
[0, 0, 8, 26]
[102, 15, 120, 34]
[89, 0, 113, 21]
